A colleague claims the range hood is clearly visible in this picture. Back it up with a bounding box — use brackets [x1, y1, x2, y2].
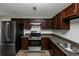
[30, 23, 41, 26]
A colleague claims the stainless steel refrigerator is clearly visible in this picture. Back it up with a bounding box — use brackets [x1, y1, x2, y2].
[0, 21, 16, 56]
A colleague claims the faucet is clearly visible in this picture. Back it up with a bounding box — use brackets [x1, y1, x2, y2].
[67, 43, 71, 48]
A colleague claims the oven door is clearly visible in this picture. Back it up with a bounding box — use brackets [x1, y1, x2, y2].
[28, 40, 41, 46]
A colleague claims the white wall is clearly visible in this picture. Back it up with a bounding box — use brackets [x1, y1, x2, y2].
[52, 18, 79, 44]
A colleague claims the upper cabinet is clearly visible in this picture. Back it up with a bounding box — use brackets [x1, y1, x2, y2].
[51, 3, 79, 29]
[24, 19, 31, 29]
[52, 15, 58, 29]
[12, 18, 52, 29]
[62, 3, 79, 20]
[24, 19, 52, 29]
[51, 12, 70, 29]
[40, 19, 52, 29]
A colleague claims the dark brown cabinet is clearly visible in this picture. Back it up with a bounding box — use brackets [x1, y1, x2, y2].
[12, 18, 53, 29]
[51, 3, 79, 30]
[41, 37, 67, 56]
[21, 37, 28, 50]
[41, 19, 52, 29]
[24, 19, 31, 29]
[41, 37, 49, 50]
[52, 15, 58, 29]
[41, 20, 47, 29]
[52, 13, 70, 29]
[12, 17, 69, 30]
[48, 39, 67, 56]
[53, 43, 67, 56]
[48, 39, 54, 55]
[49, 19, 53, 29]
[62, 3, 79, 20]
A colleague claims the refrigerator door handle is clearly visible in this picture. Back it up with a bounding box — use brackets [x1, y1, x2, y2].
[6, 22, 10, 42]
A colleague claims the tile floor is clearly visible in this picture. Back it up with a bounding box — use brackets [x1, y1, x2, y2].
[16, 50, 50, 56]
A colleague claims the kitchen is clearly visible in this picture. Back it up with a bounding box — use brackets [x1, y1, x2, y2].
[0, 3, 79, 56]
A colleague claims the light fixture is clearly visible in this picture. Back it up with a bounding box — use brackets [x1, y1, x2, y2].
[33, 7, 37, 10]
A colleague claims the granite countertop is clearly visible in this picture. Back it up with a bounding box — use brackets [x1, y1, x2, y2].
[21, 33, 79, 56]
[21, 35, 29, 38]
[50, 38, 78, 56]
[42, 34, 79, 56]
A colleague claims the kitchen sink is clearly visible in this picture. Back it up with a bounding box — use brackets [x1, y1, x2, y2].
[58, 43, 79, 53]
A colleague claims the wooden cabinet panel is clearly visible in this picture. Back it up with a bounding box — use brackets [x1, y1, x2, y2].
[41, 37, 49, 50]
[63, 3, 79, 20]
[12, 17, 69, 29]
[48, 39, 67, 56]
[12, 18, 53, 29]
[54, 44, 67, 56]
[29, 19, 52, 29]
[41, 19, 52, 29]
[24, 19, 31, 29]
[21, 37, 28, 50]
[77, 3, 79, 15]
[48, 39, 54, 55]
[52, 16, 58, 29]
[58, 13, 70, 29]
[63, 3, 76, 19]
[51, 13, 70, 29]
[48, 20, 53, 29]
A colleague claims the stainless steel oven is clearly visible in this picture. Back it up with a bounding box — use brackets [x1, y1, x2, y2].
[29, 40, 41, 46]
[28, 23, 41, 51]
[28, 37, 41, 51]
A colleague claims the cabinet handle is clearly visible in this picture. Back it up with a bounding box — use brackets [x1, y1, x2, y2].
[74, 9, 77, 15]
[74, 10, 76, 13]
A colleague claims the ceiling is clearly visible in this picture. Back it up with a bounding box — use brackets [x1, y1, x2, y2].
[0, 3, 71, 18]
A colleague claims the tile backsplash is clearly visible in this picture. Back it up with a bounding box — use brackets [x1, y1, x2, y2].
[23, 29, 54, 35]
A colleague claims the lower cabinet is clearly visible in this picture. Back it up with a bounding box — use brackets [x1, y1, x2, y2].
[21, 37, 28, 50]
[21, 36, 67, 56]
[53, 44, 67, 56]
[41, 37, 49, 50]
[48, 39, 54, 55]
[48, 39, 67, 56]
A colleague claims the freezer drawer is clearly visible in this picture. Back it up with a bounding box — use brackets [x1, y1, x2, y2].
[1, 45, 16, 56]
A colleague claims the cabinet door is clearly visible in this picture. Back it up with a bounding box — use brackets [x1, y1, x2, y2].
[41, 37, 49, 50]
[48, 39, 67, 56]
[77, 3, 79, 15]
[54, 44, 67, 56]
[48, 20, 52, 29]
[21, 37, 28, 50]
[41, 20, 47, 29]
[51, 13, 70, 29]
[24, 19, 31, 29]
[41, 19, 52, 29]
[56, 13, 62, 29]
[57, 13, 70, 29]
[52, 16, 58, 29]
[48, 40, 55, 56]
[52, 15, 61, 29]
[63, 3, 77, 19]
